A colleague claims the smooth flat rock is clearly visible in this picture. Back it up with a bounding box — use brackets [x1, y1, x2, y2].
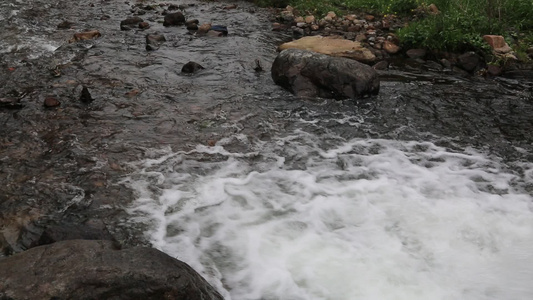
[278, 36, 376, 63]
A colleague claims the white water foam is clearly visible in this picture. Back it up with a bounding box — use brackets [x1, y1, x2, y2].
[123, 132, 533, 300]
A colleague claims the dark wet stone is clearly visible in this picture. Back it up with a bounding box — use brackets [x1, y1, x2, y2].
[146, 33, 166, 51]
[458, 51, 482, 72]
[43, 97, 60, 108]
[488, 64, 502, 76]
[79, 86, 93, 103]
[182, 61, 204, 73]
[163, 12, 185, 26]
[120, 16, 144, 31]
[0, 97, 23, 109]
[138, 21, 150, 29]
[373, 60, 389, 70]
[31, 220, 116, 248]
[254, 59, 263, 72]
[168, 4, 180, 11]
[187, 23, 198, 30]
[0, 240, 224, 300]
[272, 49, 380, 99]
[57, 20, 74, 29]
[406, 48, 427, 59]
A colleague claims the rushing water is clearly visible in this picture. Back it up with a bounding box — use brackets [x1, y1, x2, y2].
[1, 0, 533, 299]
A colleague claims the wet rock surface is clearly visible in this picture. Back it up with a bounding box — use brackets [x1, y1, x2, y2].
[272, 49, 380, 98]
[0, 240, 224, 300]
[0, 0, 532, 298]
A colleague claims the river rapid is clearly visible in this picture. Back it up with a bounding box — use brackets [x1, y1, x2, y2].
[1, 0, 533, 299]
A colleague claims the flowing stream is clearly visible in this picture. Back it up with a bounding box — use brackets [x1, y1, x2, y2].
[1, 0, 533, 299]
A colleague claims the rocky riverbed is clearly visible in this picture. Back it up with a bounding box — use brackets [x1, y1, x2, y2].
[1, 0, 533, 299]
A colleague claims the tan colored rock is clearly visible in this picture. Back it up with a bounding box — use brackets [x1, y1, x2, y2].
[197, 23, 211, 35]
[69, 30, 101, 43]
[305, 15, 315, 24]
[482, 35, 512, 54]
[294, 16, 304, 23]
[345, 14, 357, 21]
[383, 41, 400, 54]
[365, 15, 375, 22]
[310, 24, 319, 31]
[278, 36, 376, 63]
[326, 11, 337, 19]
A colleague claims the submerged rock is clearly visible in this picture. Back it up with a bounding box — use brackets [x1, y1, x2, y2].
[120, 16, 143, 30]
[271, 49, 380, 99]
[163, 12, 185, 26]
[69, 30, 101, 43]
[79, 86, 93, 103]
[0, 240, 224, 300]
[43, 97, 60, 108]
[182, 61, 204, 73]
[278, 36, 376, 64]
[146, 33, 166, 51]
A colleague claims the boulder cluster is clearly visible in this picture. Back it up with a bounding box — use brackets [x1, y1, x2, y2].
[272, 5, 527, 76]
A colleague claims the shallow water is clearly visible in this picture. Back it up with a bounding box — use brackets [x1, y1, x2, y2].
[1, 0, 533, 299]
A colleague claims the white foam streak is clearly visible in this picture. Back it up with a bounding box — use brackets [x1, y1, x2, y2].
[125, 135, 533, 300]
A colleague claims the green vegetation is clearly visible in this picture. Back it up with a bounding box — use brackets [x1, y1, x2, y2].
[260, 0, 533, 54]
[397, 0, 533, 52]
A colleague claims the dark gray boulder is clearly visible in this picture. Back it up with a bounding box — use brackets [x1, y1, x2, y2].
[120, 17, 144, 30]
[163, 12, 185, 26]
[271, 49, 380, 99]
[0, 240, 223, 300]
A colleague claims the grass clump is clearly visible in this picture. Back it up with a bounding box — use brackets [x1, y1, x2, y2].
[398, 0, 533, 52]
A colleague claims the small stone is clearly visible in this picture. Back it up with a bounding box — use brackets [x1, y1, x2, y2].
[383, 41, 400, 54]
[280, 11, 294, 23]
[253, 59, 263, 72]
[304, 15, 315, 24]
[310, 24, 319, 31]
[365, 15, 375, 22]
[120, 17, 144, 30]
[487, 64, 502, 76]
[345, 14, 357, 21]
[79, 86, 93, 103]
[326, 11, 336, 19]
[163, 12, 185, 26]
[69, 30, 101, 43]
[272, 23, 284, 31]
[146, 33, 166, 51]
[43, 97, 60, 108]
[57, 20, 74, 29]
[223, 4, 237, 9]
[197, 23, 211, 35]
[167, 4, 179, 11]
[372, 61, 389, 70]
[182, 61, 204, 73]
[294, 16, 304, 23]
[138, 22, 150, 29]
[458, 51, 481, 72]
[185, 19, 199, 26]
[406, 48, 427, 59]
[187, 23, 198, 30]
[355, 34, 367, 42]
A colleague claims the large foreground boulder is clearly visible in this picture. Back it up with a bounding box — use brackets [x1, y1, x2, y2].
[272, 49, 380, 99]
[0, 240, 223, 300]
[278, 36, 376, 64]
